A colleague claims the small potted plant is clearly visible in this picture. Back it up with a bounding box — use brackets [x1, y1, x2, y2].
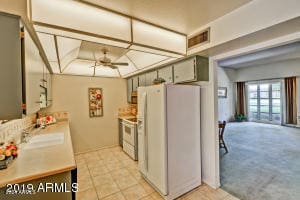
[235, 114, 247, 122]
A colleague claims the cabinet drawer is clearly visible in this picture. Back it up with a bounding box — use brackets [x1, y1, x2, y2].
[123, 141, 136, 160]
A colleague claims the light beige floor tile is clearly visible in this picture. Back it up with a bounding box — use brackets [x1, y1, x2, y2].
[109, 146, 123, 152]
[78, 177, 94, 192]
[140, 195, 155, 200]
[150, 192, 164, 200]
[114, 175, 138, 190]
[95, 182, 120, 198]
[76, 187, 98, 200]
[223, 195, 240, 200]
[99, 152, 115, 159]
[130, 170, 143, 181]
[139, 179, 155, 194]
[90, 165, 109, 177]
[85, 155, 101, 163]
[105, 161, 124, 171]
[198, 185, 229, 200]
[101, 192, 125, 200]
[76, 160, 86, 166]
[87, 160, 105, 169]
[102, 157, 119, 164]
[122, 184, 148, 200]
[110, 168, 131, 179]
[121, 159, 137, 166]
[77, 169, 91, 181]
[77, 163, 88, 171]
[182, 189, 210, 200]
[92, 173, 115, 187]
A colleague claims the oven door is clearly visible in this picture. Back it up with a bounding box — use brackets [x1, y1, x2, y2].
[122, 120, 135, 145]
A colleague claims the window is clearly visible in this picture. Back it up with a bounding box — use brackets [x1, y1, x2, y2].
[247, 82, 281, 124]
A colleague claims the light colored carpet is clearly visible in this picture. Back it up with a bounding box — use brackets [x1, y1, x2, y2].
[220, 122, 300, 200]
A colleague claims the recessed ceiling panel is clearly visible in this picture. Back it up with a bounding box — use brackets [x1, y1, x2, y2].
[126, 50, 169, 69]
[115, 55, 137, 76]
[34, 25, 131, 49]
[36, 32, 57, 62]
[95, 67, 119, 77]
[36, 32, 60, 73]
[61, 48, 80, 72]
[78, 41, 127, 61]
[49, 61, 60, 74]
[63, 59, 94, 76]
[57, 36, 81, 60]
[31, 0, 131, 41]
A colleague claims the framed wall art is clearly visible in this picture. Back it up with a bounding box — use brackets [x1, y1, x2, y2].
[88, 88, 103, 117]
[218, 87, 227, 98]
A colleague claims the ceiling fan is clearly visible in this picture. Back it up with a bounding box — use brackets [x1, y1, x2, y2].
[90, 49, 128, 69]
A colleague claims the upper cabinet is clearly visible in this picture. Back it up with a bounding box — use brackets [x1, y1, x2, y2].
[0, 13, 53, 119]
[138, 74, 146, 87]
[145, 71, 158, 86]
[126, 56, 208, 94]
[127, 78, 132, 103]
[173, 56, 208, 83]
[24, 29, 44, 114]
[158, 66, 173, 83]
[132, 76, 139, 91]
[0, 14, 22, 120]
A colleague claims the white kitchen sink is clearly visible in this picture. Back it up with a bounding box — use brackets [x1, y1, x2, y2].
[24, 132, 64, 150]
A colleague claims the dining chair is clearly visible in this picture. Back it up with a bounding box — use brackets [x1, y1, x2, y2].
[219, 121, 228, 153]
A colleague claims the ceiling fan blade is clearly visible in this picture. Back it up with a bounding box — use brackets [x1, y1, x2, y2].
[111, 62, 128, 66]
[107, 64, 118, 69]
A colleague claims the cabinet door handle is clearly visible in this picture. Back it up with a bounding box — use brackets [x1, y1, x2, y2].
[35, 101, 42, 103]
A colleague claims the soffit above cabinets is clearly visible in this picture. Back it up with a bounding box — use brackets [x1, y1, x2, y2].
[30, 0, 187, 56]
[37, 32, 176, 77]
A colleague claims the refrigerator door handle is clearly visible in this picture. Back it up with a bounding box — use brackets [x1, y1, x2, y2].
[142, 92, 148, 171]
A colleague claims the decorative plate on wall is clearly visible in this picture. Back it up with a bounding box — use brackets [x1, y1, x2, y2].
[88, 88, 103, 117]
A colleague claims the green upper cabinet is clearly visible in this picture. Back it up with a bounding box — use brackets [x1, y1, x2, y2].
[132, 76, 139, 91]
[173, 56, 208, 83]
[145, 71, 158, 86]
[158, 66, 173, 83]
[126, 56, 208, 98]
[138, 74, 146, 87]
[127, 78, 133, 103]
[0, 14, 22, 120]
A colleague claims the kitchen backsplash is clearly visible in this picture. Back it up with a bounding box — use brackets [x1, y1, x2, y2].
[0, 111, 69, 145]
[118, 104, 137, 116]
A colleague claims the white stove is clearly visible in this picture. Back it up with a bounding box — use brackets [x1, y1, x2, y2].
[122, 118, 138, 160]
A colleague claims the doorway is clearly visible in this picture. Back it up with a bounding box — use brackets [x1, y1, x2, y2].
[247, 81, 282, 124]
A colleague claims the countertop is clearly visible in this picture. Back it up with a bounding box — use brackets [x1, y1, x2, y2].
[0, 121, 76, 187]
[118, 115, 136, 120]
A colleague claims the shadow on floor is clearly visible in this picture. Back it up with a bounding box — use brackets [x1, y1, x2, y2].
[220, 122, 300, 200]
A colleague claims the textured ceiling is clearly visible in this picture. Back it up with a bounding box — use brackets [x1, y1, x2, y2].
[82, 0, 252, 34]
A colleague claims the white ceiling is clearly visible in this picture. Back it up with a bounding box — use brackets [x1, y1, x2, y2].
[218, 42, 300, 68]
[83, 0, 252, 34]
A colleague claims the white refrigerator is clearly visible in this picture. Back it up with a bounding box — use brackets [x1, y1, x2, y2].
[137, 84, 201, 200]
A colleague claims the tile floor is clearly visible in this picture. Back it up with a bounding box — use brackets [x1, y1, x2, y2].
[75, 146, 239, 200]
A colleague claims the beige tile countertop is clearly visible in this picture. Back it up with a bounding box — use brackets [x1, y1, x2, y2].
[118, 115, 136, 120]
[0, 121, 76, 187]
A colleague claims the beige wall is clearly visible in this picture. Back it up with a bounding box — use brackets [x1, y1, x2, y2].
[47, 75, 127, 153]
